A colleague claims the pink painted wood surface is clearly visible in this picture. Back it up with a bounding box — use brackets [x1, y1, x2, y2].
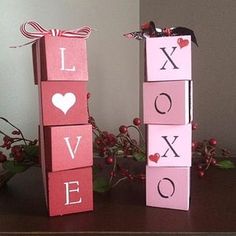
[143, 81, 192, 124]
[146, 166, 190, 211]
[147, 124, 192, 167]
[146, 36, 191, 81]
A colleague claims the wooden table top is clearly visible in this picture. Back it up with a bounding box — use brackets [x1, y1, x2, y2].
[0, 166, 235, 235]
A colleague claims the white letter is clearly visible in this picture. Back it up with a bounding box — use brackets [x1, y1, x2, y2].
[60, 48, 76, 71]
[64, 136, 82, 160]
[64, 181, 82, 205]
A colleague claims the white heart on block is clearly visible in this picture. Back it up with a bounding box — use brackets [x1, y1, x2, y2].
[51, 92, 76, 114]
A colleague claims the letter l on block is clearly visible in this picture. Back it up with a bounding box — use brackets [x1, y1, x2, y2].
[60, 48, 76, 71]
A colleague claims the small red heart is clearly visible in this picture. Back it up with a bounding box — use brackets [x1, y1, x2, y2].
[177, 38, 189, 48]
[149, 153, 160, 163]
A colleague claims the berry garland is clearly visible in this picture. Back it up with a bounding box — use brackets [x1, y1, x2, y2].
[192, 122, 235, 177]
[87, 94, 235, 192]
[0, 117, 39, 188]
[0, 95, 235, 191]
[89, 115, 146, 192]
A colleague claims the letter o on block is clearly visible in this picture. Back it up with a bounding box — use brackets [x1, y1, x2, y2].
[157, 178, 175, 198]
[154, 93, 172, 115]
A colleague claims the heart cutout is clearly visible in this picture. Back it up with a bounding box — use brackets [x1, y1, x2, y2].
[52, 92, 76, 114]
[149, 153, 160, 163]
[177, 38, 189, 49]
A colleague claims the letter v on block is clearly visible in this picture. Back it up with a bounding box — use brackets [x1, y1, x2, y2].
[44, 124, 93, 171]
[64, 136, 82, 160]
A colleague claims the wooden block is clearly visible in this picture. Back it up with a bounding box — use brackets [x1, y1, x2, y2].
[146, 166, 190, 211]
[48, 167, 93, 216]
[44, 124, 93, 171]
[32, 42, 39, 85]
[143, 81, 192, 124]
[32, 35, 88, 83]
[146, 36, 191, 81]
[39, 81, 88, 126]
[38, 124, 48, 205]
[147, 124, 192, 167]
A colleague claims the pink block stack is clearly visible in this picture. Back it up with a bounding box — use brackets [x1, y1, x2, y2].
[144, 36, 193, 210]
[33, 35, 93, 216]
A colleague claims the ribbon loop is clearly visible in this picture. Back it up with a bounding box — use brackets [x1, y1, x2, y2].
[11, 21, 92, 48]
[20, 21, 92, 40]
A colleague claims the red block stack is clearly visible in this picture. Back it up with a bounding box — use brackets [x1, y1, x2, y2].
[32, 30, 93, 216]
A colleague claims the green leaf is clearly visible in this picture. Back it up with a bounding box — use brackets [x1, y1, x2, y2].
[133, 152, 146, 162]
[23, 145, 39, 159]
[93, 177, 110, 193]
[93, 165, 101, 176]
[216, 160, 235, 169]
[2, 160, 29, 173]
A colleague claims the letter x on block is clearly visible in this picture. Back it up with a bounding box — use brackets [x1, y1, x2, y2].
[147, 124, 192, 167]
[146, 35, 191, 81]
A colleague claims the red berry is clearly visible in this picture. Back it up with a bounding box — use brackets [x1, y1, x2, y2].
[108, 134, 117, 147]
[105, 156, 114, 165]
[209, 138, 217, 146]
[95, 138, 102, 146]
[138, 174, 146, 181]
[110, 171, 116, 177]
[211, 158, 217, 166]
[14, 153, 24, 162]
[12, 130, 20, 135]
[98, 146, 107, 157]
[102, 131, 109, 137]
[198, 170, 205, 177]
[0, 152, 7, 162]
[192, 141, 198, 151]
[133, 117, 141, 126]
[119, 125, 128, 134]
[192, 122, 198, 130]
[3, 136, 10, 143]
[128, 174, 134, 180]
[197, 164, 203, 170]
[87, 92, 91, 99]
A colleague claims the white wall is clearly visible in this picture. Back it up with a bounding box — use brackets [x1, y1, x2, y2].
[0, 0, 139, 140]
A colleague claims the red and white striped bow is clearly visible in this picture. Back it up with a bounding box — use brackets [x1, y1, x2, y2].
[20, 21, 92, 39]
[11, 21, 92, 48]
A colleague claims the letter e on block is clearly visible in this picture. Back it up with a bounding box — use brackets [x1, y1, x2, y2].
[48, 167, 93, 216]
[146, 166, 190, 211]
